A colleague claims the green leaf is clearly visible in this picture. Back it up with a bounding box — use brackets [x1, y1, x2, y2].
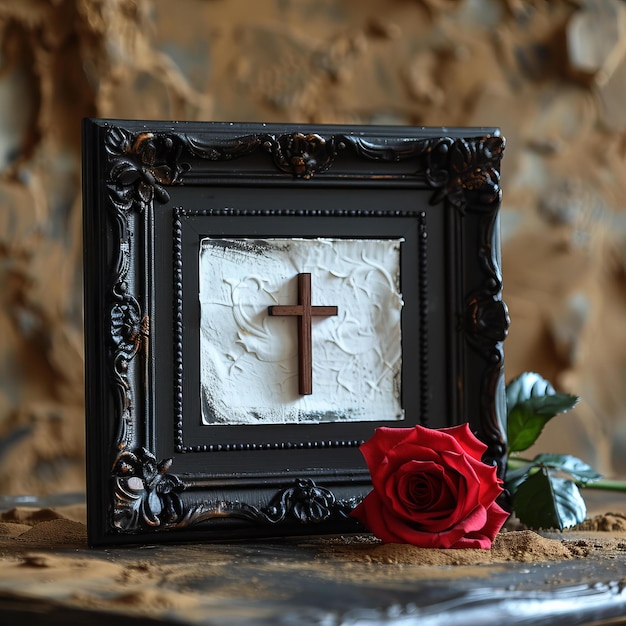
[507, 406, 553, 454]
[531, 453, 603, 485]
[514, 467, 587, 530]
[506, 371, 555, 407]
[504, 462, 535, 496]
[506, 453, 602, 498]
[506, 372, 579, 453]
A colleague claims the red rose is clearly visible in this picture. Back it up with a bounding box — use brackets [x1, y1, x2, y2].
[351, 424, 509, 549]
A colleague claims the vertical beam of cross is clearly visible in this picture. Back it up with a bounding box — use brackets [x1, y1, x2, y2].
[268, 273, 338, 395]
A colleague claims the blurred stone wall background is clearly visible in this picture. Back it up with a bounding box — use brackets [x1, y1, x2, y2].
[1, 0, 626, 495]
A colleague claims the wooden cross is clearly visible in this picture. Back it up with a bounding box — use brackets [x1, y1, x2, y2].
[268, 273, 338, 395]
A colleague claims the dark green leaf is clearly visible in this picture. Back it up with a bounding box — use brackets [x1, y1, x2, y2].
[504, 463, 535, 496]
[506, 372, 579, 417]
[506, 372, 579, 453]
[532, 453, 603, 484]
[514, 467, 587, 530]
[507, 405, 553, 453]
[506, 371, 555, 407]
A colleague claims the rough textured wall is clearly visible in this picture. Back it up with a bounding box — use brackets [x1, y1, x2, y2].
[1, 0, 626, 495]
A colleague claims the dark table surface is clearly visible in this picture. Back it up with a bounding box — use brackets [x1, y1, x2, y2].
[1, 495, 626, 626]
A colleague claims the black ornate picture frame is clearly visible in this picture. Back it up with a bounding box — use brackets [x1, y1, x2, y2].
[82, 119, 508, 546]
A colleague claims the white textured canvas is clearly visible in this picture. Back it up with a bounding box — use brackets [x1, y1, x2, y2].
[199, 237, 404, 425]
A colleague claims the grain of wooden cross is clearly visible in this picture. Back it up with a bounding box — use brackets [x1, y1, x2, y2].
[268, 273, 338, 395]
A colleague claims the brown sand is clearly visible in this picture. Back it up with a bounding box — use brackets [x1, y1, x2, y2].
[0, 521, 31, 538]
[315, 529, 574, 566]
[13, 519, 88, 548]
[573, 512, 626, 532]
[1, 505, 86, 525]
[1, 507, 624, 563]
[0, 507, 624, 616]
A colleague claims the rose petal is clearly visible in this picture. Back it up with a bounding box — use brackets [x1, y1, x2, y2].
[401, 426, 466, 456]
[390, 462, 459, 530]
[403, 517, 470, 548]
[398, 467, 446, 509]
[388, 460, 446, 508]
[473, 463, 505, 508]
[353, 493, 465, 547]
[437, 423, 488, 462]
[410, 424, 486, 460]
[385, 443, 443, 474]
[360, 428, 418, 493]
[352, 492, 508, 549]
[359, 427, 416, 472]
[451, 452, 504, 511]
[436, 452, 482, 522]
[479, 501, 510, 539]
[355, 423, 508, 549]
[350, 491, 408, 544]
[449, 502, 510, 549]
